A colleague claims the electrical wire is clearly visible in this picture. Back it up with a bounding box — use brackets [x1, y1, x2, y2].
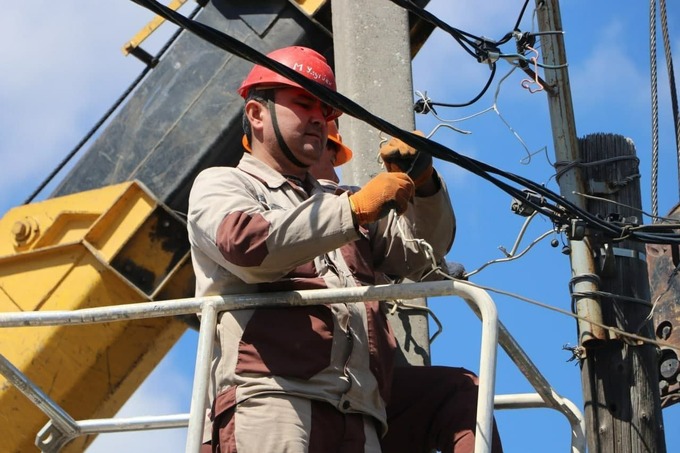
[512, 0, 532, 35]
[116, 2, 680, 375]
[418, 64, 544, 164]
[436, 276, 680, 353]
[414, 64, 497, 109]
[130, 0, 680, 246]
[464, 212, 555, 278]
[24, 73, 151, 205]
[388, 0, 532, 60]
[407, 0, 560, 110]
[387, 0, 485, 58]
[573, 191, 680, 224]
[23, 3, 205, 205]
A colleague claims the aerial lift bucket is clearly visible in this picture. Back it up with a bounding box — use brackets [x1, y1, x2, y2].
[0, 181, 194, 452]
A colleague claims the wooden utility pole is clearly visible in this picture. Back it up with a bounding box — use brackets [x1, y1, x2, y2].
[578, 134, 666, 452]
[331, 0, 431, 366]
[536, 1, 666, 450]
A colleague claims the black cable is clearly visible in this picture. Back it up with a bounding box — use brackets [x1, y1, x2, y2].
[387, 1, 680, 242]
[387, 0, 484, 58]
[125, 2, 549, 212]
[395, 0, 531, 109]
[135, 0, 680, 245]
[513, 0, 532, 34]
[416, 63, 496, 109]
[130, 0, 680, 245]
[23, 3, 204, 205]
[487, 0, 532, 47]
[23, 66, 152, 204]
[390, 0, 531, 56]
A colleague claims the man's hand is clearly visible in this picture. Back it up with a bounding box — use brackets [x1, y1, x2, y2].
[379, 131, 433, 187]
[348, 172, 414, 225]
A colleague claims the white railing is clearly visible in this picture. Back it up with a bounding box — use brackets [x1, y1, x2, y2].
[0, 280, 585, 453]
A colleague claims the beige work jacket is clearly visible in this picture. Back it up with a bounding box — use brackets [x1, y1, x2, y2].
[187, 153, 455, 432]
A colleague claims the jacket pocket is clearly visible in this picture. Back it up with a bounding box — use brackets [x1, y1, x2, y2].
[236, 306, 334, 380]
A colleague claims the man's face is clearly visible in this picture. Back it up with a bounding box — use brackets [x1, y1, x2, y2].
[267, 87, 329, 169]
[309, 140, 339, 183]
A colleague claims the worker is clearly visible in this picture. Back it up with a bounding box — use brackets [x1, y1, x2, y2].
[308, 120, 350, 186]
[188, 45, 502, 452]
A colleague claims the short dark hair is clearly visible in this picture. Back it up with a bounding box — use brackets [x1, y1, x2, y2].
[241, 88, 273, 144]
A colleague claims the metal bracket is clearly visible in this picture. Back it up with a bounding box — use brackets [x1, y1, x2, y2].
[588, 173, 641, 195]
[597, 243, 616, 277]
[36, 422, 77, 453]
[475, 37, 501, 65]
[569, 218, 586, 241]
[587, 180, 620, 195]
[510, 189, 543, 217]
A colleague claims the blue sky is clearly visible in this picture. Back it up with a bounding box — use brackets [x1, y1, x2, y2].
[1, 1, 679, 452]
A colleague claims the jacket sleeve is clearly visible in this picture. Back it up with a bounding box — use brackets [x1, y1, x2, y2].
[188, 167, 359, 284]
[369, 173, 456, 280]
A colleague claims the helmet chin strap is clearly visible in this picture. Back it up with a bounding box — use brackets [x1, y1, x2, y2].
[264, 91, 309, 169]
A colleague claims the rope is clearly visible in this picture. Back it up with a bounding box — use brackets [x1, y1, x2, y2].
[659, 0, 680, 201]
[650, 0, 660, 220]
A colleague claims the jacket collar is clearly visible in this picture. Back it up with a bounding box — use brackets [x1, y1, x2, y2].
[238, 153, 321, 194]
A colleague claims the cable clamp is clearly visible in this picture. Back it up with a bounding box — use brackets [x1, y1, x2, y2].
[475, 38, 501, 65]
[513, 30, 537, 54]
[569, 218, 587, 241]
[510, 189, 543, 217]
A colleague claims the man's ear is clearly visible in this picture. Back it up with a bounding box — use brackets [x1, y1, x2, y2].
[245, 99, 266, 135]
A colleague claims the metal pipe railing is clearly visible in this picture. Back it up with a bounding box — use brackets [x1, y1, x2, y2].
[0, 280, 579, 453]
[185, 300, 217, 452]
[0, 354, 80, 452]
[495, 393, 586, 453]
[0, 280, 486, 327]
[496, 321, 584, 430]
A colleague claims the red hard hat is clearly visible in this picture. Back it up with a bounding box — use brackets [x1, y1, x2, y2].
[238, 46, 341, 120]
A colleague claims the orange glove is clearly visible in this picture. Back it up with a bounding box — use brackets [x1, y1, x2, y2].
[348, 173, 415, 225]
[379, 131, 433, 187]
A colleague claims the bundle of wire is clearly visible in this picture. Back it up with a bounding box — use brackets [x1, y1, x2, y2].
[132, 0, 680, 246]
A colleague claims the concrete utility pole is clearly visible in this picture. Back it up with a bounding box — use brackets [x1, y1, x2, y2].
[536, 1, 666, 450]
[331, 0, 431, 365]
